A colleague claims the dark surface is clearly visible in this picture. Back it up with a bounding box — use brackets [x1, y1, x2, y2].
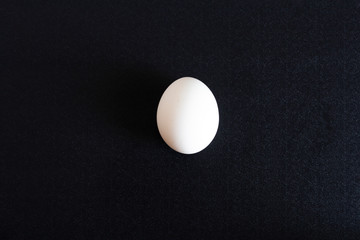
[2, 0, 360, 239]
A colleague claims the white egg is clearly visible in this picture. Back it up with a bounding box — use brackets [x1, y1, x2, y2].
[156, 77, 219, 154]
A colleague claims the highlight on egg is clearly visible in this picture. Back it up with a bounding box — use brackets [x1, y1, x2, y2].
[156, 77, 219, 154]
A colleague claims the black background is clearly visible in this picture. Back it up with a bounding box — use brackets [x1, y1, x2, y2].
[2, 0, 360, 239]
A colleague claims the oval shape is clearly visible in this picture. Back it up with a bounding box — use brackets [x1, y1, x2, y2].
[156, 77, 219, 154]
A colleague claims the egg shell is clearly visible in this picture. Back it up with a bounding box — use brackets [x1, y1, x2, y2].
[156, 77, 219, 154]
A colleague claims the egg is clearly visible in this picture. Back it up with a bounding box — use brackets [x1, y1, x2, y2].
[156, 77, 219, 154]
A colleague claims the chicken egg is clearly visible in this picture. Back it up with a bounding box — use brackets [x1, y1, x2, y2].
[156, 77, 219, 154]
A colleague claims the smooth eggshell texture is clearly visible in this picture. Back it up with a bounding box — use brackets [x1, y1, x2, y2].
[156, 77, 219, 154]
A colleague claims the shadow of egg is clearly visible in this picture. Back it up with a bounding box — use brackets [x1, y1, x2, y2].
[90, 62, 171, 140]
